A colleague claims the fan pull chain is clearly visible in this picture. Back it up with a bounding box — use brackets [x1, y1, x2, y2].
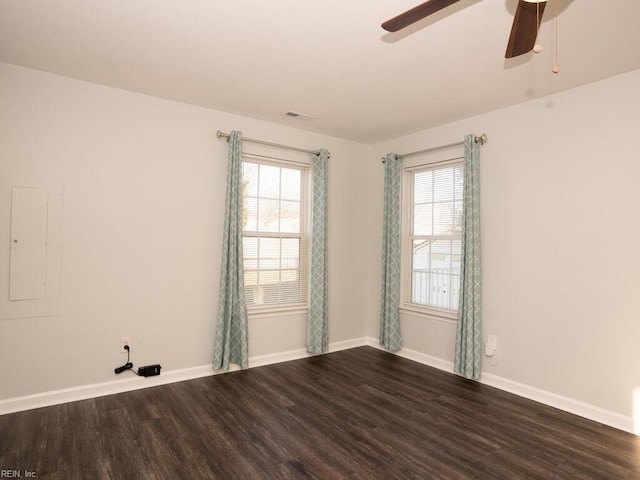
[533, 2, 543, 54]
[552, 0, 560, 73]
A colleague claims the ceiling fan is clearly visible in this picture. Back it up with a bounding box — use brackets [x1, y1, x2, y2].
[382, 0, 547, 58]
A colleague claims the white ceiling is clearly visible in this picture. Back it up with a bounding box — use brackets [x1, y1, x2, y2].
[1, 0, 639, 143]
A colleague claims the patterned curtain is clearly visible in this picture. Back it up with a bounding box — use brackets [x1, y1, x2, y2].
[307, 149, 329, 353]
[454, 134, 482, 379]
[379, 153, 402, 351]
[213, 130, 249, 370]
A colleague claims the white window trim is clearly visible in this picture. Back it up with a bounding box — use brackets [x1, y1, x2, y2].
[399, 145, 464, 321]
[399, 304, 458, 323]
[247, 304, 308, 319]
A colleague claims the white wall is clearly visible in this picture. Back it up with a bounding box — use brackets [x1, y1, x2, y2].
[0, 62, 369, 400]
[367, 68, 640, 426]
[3, 59, 640, 433]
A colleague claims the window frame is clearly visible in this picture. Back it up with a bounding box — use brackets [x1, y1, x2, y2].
[399, 146, 464, 322]
[241, 154, 311, 316]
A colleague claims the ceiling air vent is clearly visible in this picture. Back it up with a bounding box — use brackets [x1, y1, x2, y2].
[284, 111, 314, 121]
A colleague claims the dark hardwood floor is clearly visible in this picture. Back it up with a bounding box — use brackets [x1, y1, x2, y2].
[1, 346, 639, 479]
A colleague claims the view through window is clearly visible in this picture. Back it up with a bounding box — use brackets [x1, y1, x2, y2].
[242, 160, 308, 309]
[408, 162, 463, 311]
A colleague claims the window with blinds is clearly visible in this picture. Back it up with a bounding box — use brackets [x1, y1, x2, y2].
[408, 161, 463, 312]
[242, 159, 309, 311]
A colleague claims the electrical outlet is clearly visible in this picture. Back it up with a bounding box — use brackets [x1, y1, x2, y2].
[120, 336, 131, 353]
[485, 334, 497, 357]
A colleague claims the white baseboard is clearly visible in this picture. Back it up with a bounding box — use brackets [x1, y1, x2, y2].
[2, 336, 635, 435]
[0, 337, 371, 416]
[480, 372, 634, 434]
[249, 337, 369, 368]
[365, 336, 635, 434]
[0, 363, 222, 416]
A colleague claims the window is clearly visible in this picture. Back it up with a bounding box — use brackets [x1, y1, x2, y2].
[242, 158, 309, 311]
[403, 159, 463, 316]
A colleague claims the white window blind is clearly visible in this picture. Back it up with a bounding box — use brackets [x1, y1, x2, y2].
[242, 160, 309, 310]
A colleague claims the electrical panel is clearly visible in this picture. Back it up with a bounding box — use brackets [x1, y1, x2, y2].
[0, 174, 62, 320]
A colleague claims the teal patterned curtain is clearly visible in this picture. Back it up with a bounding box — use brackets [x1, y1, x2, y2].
[213, 130, 249, 370]
[307, 149, 329, 353]
[379, 153, 402, 351]
[454, 134, 482, 379]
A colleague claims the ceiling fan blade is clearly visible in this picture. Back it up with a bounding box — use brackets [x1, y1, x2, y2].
[505, 0, 547, 58]
[382, 0, 462, 32]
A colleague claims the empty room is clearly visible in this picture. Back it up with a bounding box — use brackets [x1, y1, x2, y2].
[1, 1, 640, 478]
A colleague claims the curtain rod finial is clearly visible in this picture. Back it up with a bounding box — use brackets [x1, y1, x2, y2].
[476, 133, 488, 145]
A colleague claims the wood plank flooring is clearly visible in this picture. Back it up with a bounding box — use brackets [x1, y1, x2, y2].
[1, 346, 639, 479]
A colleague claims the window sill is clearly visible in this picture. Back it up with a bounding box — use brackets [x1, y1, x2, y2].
[400, 304, 458, 324]
[247, 304, 308, 319]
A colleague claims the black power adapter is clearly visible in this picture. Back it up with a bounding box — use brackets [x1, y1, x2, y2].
[114, 345, 161, 377]
[138, 364, 161, 377]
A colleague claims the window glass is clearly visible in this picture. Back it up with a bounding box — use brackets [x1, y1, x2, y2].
[407, 162, 463, 313]
[242, 161, 307, 309]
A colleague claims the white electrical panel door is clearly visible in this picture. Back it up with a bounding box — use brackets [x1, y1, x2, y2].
[0, 174, 62, 320]
[9, 186, 49, 301]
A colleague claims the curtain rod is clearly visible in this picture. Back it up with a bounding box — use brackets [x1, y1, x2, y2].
[381, 133, 487, 163]
[216, 130, 329, 158]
